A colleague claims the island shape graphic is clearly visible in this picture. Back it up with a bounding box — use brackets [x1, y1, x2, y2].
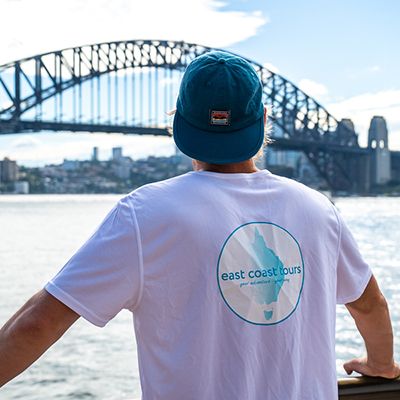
[251, 228, 286, 320]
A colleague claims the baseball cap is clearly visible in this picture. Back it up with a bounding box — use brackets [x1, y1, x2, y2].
[173, 51, 265, 164]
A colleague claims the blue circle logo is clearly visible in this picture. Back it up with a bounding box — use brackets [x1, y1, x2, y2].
[217, 222, 304, 325]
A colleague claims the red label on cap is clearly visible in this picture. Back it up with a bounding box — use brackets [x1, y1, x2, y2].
[210, 110, 230, 126]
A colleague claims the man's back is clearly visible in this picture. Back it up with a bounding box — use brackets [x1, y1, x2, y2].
[47, 169, 371, 399]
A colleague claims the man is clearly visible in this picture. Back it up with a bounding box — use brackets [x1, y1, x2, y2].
[0, 51, 399, 399]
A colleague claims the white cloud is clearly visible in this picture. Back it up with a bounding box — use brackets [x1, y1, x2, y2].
[10, 135, 41, 148]
[327, 90, 400, 149]
[0, 0, 266, 65]
[298, 78, 329, 99]
[368, 65, 381, 73]
[263, 62, 279, 74]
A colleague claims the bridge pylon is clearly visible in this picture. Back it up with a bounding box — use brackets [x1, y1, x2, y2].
[368, 116, 391, 186]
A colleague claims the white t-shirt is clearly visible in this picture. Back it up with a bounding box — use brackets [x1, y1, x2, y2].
[45, 169, 372, 400]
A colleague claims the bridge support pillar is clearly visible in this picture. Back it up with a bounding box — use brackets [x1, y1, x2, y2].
[344, 153, 371, 194]
[368, 116, 391, 186]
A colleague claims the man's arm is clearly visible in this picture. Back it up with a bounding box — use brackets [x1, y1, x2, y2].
[344, 275, 400, 378]
[0, 289, 79, 387]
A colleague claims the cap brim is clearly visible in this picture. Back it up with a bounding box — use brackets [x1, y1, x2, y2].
[173, 112, 264, 165]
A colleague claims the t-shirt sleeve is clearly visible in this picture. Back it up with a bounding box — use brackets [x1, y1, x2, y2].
[334, 206, 372, 304]
[44, 195, 143, 327]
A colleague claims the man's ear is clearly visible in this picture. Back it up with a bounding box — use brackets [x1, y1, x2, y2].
[263, 106, 268, 125]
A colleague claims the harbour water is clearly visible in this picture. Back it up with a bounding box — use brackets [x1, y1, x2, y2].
[0, 194, 399, 399]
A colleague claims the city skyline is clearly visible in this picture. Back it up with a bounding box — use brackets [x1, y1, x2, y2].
[0, 0, 399, 165]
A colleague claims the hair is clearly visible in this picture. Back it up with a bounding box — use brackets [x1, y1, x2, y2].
[167, 108, 273, 163]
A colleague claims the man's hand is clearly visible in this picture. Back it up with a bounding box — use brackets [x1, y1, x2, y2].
[344, 275, 399, 379]
[0, 289, 79, 387]
[344, 357, 400, 379]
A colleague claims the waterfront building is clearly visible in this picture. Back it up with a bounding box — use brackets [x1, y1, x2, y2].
[112, 157, 132, 180]
[92, 147, 99, 162]
[0, 157, 18, 182]
[297, 153, 320, 185]
[62, 159, 80, 171]
[112, 147, 123, 161]
[14, 181, 29, 194]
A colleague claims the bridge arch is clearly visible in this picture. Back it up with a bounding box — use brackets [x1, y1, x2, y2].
[0, 39, 364, 190]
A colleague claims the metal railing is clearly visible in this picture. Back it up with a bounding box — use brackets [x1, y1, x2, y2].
[339, 377, 400, 399]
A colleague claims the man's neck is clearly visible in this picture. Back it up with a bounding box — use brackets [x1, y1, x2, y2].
[193, 159, 259, 174]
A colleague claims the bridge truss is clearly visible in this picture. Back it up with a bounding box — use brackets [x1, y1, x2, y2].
[0, 40, 367, 191]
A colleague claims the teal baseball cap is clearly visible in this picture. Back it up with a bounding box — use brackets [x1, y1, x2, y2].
[173, 51, 264, 164]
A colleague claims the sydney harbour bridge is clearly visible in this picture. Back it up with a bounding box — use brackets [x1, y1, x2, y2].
[0, 39, 398, 193]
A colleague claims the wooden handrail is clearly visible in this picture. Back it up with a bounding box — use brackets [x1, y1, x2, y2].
[339, 377, 400, 399]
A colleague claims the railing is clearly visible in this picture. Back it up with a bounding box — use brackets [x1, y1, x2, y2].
[339, 377, 400, 399]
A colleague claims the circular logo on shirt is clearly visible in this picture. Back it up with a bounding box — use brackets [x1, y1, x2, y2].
[217, 222, 304, 325]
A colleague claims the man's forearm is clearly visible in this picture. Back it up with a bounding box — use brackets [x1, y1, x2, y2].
[345, 276, 399, 378]
[349, 294, 394, 370]
[0, 311, 55, 386]
[0, 290, 79, 387]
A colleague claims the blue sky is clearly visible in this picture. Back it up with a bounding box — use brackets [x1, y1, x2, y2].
[0, 0, 399, 165]
[227, 0, 399, 96]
